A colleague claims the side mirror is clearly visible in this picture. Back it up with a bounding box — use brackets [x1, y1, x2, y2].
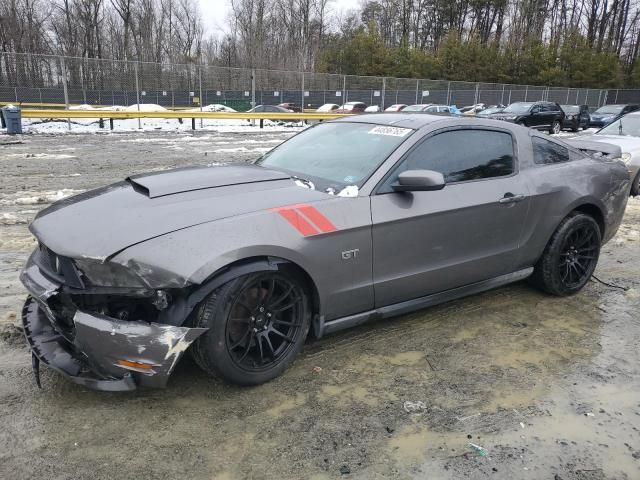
[392, 170, 446, 192]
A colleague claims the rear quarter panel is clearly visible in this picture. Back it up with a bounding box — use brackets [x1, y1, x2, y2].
[516, 144, 630, 269]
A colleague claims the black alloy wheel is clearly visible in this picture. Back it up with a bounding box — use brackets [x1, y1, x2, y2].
[557, 224, 599, 289]
[530, 213, 601, 296]
[225, 275, 305, 372]
[191, 270, 311, 385]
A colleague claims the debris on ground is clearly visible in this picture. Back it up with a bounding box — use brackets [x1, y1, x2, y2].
[312, 366, 322, 373]
[403, 400, 427, 413]
[468, 443, 489, 457]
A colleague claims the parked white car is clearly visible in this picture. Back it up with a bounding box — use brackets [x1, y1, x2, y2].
[316, 103, 339, 112]
[384, 104, 407, 112]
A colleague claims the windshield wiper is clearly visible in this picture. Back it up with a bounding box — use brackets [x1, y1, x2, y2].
[291, 175, 315, 190]
[619, 119, 624, 135]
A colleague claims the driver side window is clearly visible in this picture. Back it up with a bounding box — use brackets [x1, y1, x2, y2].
[379, 129, 515, 193]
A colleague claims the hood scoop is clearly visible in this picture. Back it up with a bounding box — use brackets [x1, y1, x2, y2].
[127, 164, 290, 198]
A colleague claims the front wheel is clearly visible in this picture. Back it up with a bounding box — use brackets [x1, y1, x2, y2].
[191, 270, 311, 385]
[550, 120, 561, 134]
[529, 213, 601, 296]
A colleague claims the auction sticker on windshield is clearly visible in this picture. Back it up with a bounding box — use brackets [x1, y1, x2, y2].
[368, 126, 412, 137]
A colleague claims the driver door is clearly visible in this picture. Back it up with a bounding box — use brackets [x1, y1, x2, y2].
[370, 127, 531, 307]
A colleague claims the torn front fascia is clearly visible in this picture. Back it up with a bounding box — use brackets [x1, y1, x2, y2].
[73, 311, 207, 388]
[22, 297, 207, 391]
[20, 252, 208, 391]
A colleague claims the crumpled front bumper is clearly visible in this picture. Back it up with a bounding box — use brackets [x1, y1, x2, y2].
[20, 254, 207, 391]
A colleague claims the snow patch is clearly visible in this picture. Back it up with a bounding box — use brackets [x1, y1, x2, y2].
[0, 189, 84, 206]
[337, 185, 359, 197]
[5, 153, 76, 160]
[0, 213, 27, 225]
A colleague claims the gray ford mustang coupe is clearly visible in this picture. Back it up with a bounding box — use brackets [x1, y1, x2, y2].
[20, 114, 631, 391]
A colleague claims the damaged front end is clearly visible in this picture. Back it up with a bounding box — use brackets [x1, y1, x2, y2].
[20, 244, 207, 391]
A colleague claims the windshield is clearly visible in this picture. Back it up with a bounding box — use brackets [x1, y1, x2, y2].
[403, 105, 428, 111]
[561, 105, 579, 114]
[256, 122, 413, 190]
[597, 115, 640, 137]
[594, 105, 623, 115]
[502, 102, 533, 114]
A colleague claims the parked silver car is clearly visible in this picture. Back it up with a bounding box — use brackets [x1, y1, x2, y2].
[576, 110, 640, 195]
[20, 114, 630, 391]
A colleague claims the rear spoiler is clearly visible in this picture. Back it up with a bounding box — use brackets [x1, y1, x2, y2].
[564, 138, 622, 159]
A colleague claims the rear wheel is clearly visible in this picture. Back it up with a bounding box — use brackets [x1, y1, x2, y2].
[550, 120, 561, 134]
[530, 213, 601, 296]
[631, 172, 640, 196]
[191, 270, 311, 385]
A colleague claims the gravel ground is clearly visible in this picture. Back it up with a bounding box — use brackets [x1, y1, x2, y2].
[1, 131, 639, 480]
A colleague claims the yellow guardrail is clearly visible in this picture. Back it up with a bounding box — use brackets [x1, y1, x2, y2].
[20, 109, 350, 120]
[1, 102, 329, 113]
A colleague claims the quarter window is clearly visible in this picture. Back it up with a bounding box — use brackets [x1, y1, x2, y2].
[382, 129, 514, 190]
[532, 136, 569, 164]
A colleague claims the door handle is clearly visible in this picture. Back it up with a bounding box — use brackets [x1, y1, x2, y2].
[499, 193, 526, 204]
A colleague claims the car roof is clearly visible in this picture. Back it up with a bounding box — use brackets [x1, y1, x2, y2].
[332, 112, 449, 129]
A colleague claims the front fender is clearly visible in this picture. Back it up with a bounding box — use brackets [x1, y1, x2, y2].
[111, 197, 374, 325]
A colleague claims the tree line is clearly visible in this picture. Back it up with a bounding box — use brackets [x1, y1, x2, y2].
[2, 0, 640, 88]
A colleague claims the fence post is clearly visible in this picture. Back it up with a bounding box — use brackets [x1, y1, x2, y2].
[301, 71, 305, 111]
[381, 77, 386, 110]
[474, 83, 479, 104]
[584, 89, 589, 105]
[251, 68, 256, 108]
[565, 89, 570, 104]
[199, 65, 204, 128]
[501, 84, 505, 105]
[415, 80, 419, 104]
[80, 62, 87, 105]
[134, 61, 141, 129]
[601, 89, 608, 107]
[446, 82, 451, 105]
[60, 56, 71, 130]
[251, 69, 256, 126]
[524, 85, 528, 102]
[614, 89, 619, 103]
[343, 75, 347, 104]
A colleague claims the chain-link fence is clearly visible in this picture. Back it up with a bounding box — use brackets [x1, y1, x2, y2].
[2, 51, 640, 111]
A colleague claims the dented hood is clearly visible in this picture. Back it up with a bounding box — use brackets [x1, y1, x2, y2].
[30, 164, 330, 261]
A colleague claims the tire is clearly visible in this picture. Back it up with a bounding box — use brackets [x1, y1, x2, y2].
[529, 213, 601, 296]
[631, 172, 640, 197]
[550, 120, 561, 134]
[190, 270, 311, 385]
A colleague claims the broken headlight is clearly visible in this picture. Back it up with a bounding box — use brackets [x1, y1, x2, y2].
[74, 258, 147, 288]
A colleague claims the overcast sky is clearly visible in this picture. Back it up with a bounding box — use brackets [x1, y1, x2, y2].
[197, 0, 362, 36]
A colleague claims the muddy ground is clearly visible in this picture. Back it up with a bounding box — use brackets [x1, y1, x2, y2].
[1, 131, 639, 480]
